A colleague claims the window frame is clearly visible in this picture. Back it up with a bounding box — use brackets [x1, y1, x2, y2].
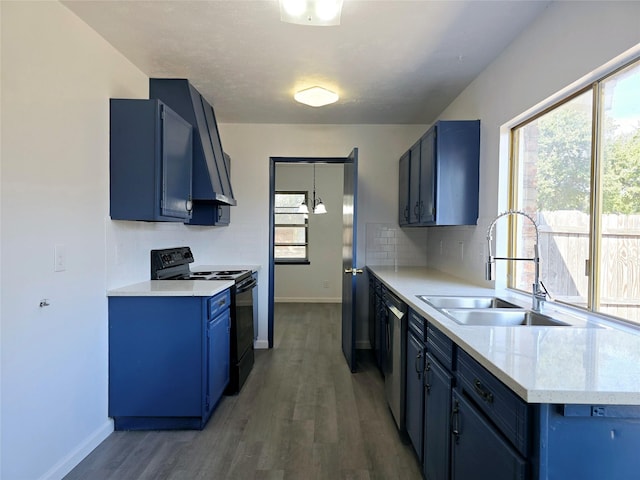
[508, 55, 640, 323]
[274, 190, 310, 265]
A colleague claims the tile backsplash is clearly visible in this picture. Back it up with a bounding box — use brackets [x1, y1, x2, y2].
[365, 223, 428, 267]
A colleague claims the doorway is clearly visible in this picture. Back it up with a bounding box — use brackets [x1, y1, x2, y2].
[268, 153, 358, 361]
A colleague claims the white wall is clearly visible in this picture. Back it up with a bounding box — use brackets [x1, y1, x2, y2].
[426, 1, 640, 287]
[1, 2, 148, 479]
[275, 163, 345, 303]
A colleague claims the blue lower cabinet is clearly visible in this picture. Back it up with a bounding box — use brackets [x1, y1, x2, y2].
[108, 290, 230, 430]
[423, 352, 453, 480]
[451, 390, 528, 480]
[406, 328, 424, 459]
[206, 309, 230, 410]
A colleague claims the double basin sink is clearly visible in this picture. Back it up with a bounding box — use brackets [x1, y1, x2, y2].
[418, 295, 578, 327]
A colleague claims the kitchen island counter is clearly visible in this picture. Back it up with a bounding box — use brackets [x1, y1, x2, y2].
[368, 265, 640, 405]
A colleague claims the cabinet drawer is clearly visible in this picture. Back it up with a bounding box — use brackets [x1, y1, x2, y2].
[207, 289, 230, 320]
[457, 349, 529, 456]
[408, 309, 425, 339]
[426, 324, 454, 371]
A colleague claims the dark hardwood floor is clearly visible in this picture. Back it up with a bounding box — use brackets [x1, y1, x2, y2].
[65, 303, 422, 479]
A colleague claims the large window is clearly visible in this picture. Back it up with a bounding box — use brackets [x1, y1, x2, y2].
[510, 58, 640, 324]
[274, 191, 309, 263]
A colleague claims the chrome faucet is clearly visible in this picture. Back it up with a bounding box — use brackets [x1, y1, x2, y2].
[485, 210, 546, 311]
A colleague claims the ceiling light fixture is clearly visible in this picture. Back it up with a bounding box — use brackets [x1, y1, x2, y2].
[294, 86, 339, 107]
[298, 164, 327, 215]
[279, 0, 343, 26]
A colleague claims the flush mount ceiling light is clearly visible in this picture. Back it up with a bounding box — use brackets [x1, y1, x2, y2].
[294, 86, 339, 107]
[280, 0, 344, 26]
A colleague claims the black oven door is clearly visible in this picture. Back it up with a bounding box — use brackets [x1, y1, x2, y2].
[235, 276, 257, 357]
[227, 274, 257, 394]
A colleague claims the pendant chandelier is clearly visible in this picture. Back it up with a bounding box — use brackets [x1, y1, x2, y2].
[298, 164, 327, 215]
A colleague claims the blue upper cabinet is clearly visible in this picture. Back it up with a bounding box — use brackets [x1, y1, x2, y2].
[399, 120, 480, 226]
[110, 99, 193, 222]
[149, 79, 236, 208]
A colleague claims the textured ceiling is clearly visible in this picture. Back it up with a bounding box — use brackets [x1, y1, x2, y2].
[62, 0, 551, 124]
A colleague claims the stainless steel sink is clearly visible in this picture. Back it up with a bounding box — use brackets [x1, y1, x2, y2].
[418, 295, 520, 310]
[441, 308, 569, 327]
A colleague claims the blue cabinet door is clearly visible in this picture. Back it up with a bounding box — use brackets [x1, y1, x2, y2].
[399, 151, 411, 226]
[418, 128, 435, 223]
[408, 141, 421, 224]
[430, 120, 480, 226]
[451, 390, 528, 480]
[423, 353, 453, 480]
[109, 99, 192, 222]
[206, 309, 230, 416]
[406, 330, 424, 460]
[161, 105, 193, 219]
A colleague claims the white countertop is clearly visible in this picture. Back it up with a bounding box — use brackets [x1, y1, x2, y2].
[107, 280, 234, 297]
[368, 266, 640, 405]
[107, 265, 260, 297]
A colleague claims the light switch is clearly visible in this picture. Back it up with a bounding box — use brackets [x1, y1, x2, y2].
[54, 245, 66, 272]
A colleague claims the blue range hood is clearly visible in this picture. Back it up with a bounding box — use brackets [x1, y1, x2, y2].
[150, 78, 236, 206]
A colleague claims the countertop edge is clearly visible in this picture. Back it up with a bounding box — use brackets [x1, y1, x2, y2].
[107, 280, 234, 297]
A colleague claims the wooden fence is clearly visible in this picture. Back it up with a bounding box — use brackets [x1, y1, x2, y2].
[528, 211, 640, 323]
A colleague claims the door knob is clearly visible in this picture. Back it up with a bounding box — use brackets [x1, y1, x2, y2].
[344, 268, 364, 276]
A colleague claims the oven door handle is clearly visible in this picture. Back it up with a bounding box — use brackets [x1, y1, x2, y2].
[236, 278, 257, 293]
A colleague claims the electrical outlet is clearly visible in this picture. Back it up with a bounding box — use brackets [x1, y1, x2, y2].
[54, 245, 66, 272]
[591, 406, 606, 417]
[459, 241, 464, 261]
[323, 281, 330, 289]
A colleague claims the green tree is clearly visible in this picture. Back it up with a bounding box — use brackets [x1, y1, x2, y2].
[602, 126, 640, 214]
[535, 105, 592, 212]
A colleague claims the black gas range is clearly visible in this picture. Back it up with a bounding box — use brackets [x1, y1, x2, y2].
[150, 247, 256, 395]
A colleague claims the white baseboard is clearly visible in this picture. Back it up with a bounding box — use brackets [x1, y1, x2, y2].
[40, 419, 113, 480]
[275, 297, 341, 303]
[254, 339, 269, 349]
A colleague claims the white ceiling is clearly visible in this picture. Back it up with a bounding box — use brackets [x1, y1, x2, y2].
[62, 0, 551, 125]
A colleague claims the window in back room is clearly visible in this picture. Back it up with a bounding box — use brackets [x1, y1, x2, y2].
[274, 191, 310, 264]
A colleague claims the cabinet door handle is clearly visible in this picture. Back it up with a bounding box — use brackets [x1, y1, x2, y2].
[404, 206, 409, 221]
[385, 320, 391, 353]
[419, 200, 425, 219]
[473, 379, 494, 403]
[424, 361, 431, 393]
[415, 351, 423, 378]
[451, 400, 460, 444]
[414, 202, 420, 219]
